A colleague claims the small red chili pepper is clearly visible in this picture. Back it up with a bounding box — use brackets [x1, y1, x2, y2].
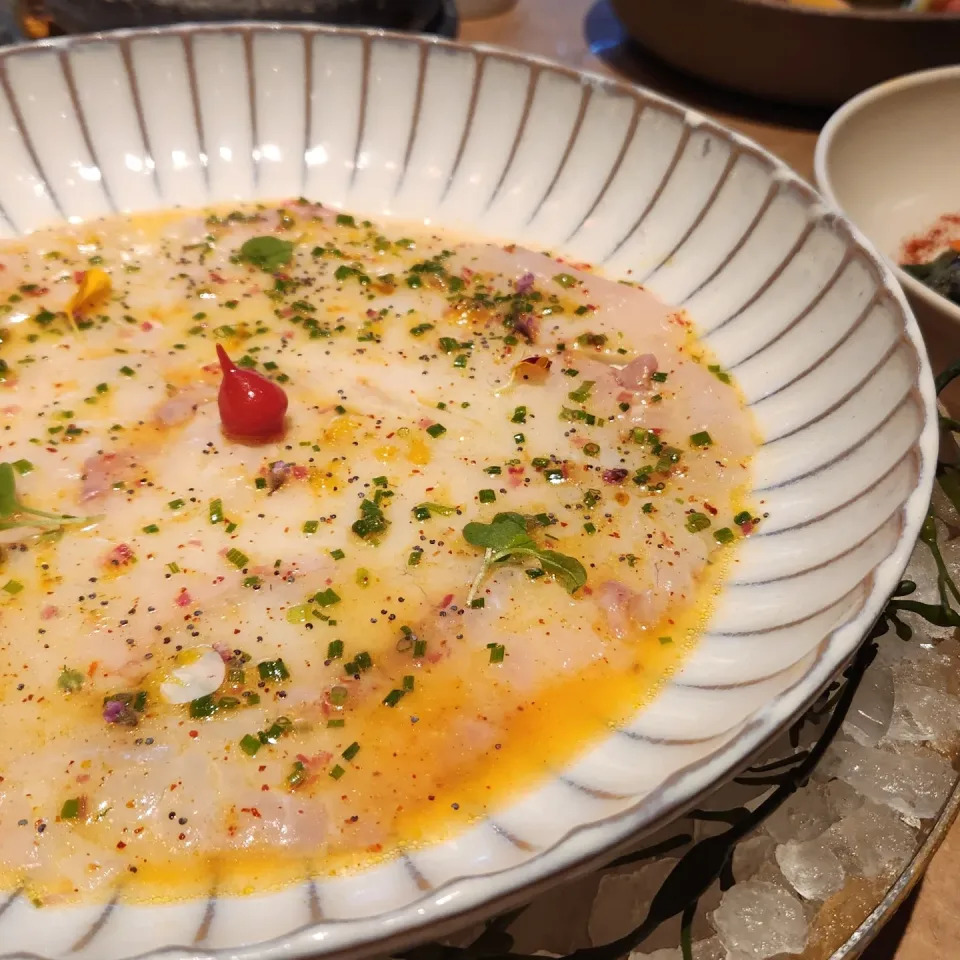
[215, 344, 288, 440]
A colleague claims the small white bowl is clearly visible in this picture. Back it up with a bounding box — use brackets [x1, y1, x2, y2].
[815, 65, 960, 328]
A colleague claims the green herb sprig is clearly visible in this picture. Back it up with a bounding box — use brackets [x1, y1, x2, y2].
[462, 512, 586, 605]
[0, 462, 91, 535]
[238, 236, 295, 273]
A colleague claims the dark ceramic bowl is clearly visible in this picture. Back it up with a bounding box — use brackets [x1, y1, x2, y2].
[41, 0, 443, 33]
[610, 0, 960, 107]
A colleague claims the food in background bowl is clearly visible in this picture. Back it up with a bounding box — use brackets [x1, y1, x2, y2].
[0, 199, 757, 904]
[900, 213, 960, 308]
[784, 0, 960, 9]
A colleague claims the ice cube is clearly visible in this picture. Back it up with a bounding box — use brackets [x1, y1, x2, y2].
[731, 834, 776, 883]
[710, 881, 809, 958]
[588, 859, 677, 944]
[822, 778, 863, 820]
[508, 871, 599, 954]
[827, 801, 916, 878]
[629, 938, 725, 960]
[762, 782, 832, 843]
[887, 681, 960, 747]
[775, 837, 846, 901]
[821, 740, 954, 820]
[842, 660, 894, 746]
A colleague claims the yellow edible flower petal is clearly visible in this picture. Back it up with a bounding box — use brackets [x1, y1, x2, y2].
[66, 268, 111, 319]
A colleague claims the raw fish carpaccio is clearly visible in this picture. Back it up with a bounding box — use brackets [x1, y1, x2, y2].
[0, 200, 757, 903]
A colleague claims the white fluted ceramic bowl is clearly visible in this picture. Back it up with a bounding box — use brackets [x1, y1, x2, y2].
[0, 24, 937, 960]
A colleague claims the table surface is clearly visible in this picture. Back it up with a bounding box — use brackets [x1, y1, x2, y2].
[460, 3, 956, 959]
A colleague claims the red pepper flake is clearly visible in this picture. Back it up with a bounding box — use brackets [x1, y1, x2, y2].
[439, 593, 454, 609]
[188, 730, 199, 739]
[175, 588, 192, 608]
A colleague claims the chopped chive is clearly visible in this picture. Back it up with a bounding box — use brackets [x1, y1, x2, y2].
[734, 511, 752, 525]
[553, 273, 576, 288]
[413, 639, 427, 657]
[382, 689, 405, 707]
[168, 498, 186, 509]
[119, 365, 135, 377]
[488, 644, 505, 664]
[189, 694, 218, 719]
[330, 548, 345, 560]
[226, 548, 248, 568]
[2, 579, 23, 595]
[714, 527, 735, 544]
[327, 718, 345, 728]
[166, 562, 180, 574]
[243, 575, 262, 588]
[659, 636, 673, 645]
[225, 522, 238, 534]
[329, 686, 348, 706]
[685, 512, 711, 533]
[327, 639, 344, 659]
[329, 764, 346, 780]
[583, 522, 597, 534]
[583, 442, 600, 458]
[407, 548, 423, 566]
[425, 423, 446, 438]
[257, 658, 290, 683]
[470, 597, 485, 609]
[255, 477, 268, 490]
[568, 380, 595, 403]
[478, 489, 496, 504]
[690, 431, 713, 448]
[60, 798, 81, 820]
[209, 498, 224, 523]
[513, 433, 525, 445]
[141, 524, 160, 534]
[286, 603, 310, 624]
[314, 588, 340, 607]
[511, 405, 527, 424]
[355, 651, 372, 671]
[287, 760, 309, 789]
[342, 741, 360, 761]
[302, 520, 319, 534]
[652, 371, 668, 382]
[95, 382, 109, 394]
[11, 459, 33, 475]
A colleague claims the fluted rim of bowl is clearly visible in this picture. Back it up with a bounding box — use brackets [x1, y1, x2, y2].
[815, 64, 960, 327]
[0, 22, 939, 960]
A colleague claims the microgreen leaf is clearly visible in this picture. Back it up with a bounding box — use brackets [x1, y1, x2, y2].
[238, 236, 295, 273]
[463, 512, 586, 603]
